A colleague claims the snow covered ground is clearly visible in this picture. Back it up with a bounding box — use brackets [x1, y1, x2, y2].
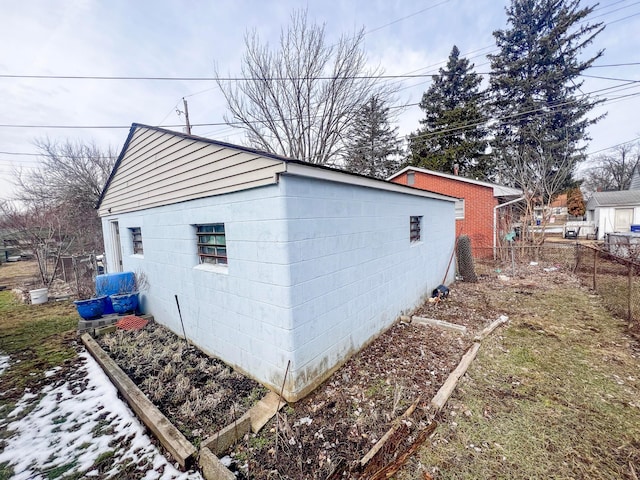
[0, 350, 203, 480]
[0, 353, 9, 376]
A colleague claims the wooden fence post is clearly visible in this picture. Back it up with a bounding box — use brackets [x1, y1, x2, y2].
[593, 247, 598, 291]
[628, 259, 633, 328]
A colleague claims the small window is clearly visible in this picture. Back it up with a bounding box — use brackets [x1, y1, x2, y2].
[410, 216, 422, 242]
[407, 172, 415, 186]
[455, 199, 465, 220]
[130, 227, 143, 255]
[196, 223, 227, 265]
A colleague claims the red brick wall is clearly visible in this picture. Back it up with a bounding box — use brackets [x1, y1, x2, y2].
[392, 171, 497, 257]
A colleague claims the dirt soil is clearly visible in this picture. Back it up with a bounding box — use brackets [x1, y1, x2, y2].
[92, 261, 586, 479]
[227, 275, 533, 479]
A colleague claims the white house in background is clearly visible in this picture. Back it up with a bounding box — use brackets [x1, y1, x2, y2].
[585, 168, 640, 240]
[97, 124, 457, 401]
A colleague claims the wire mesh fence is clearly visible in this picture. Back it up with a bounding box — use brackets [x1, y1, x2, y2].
[471, 243, 640, 327]
[59, 253, 102, 298]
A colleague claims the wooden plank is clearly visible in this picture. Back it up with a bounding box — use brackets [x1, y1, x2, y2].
[360, 398, 420, 468]
[412, 316, 467, 333]
[201, 414, 251, 456]
[199, 447, 235, 480]
[431, 342, 480, 411]
[474, 315, 509, 341]
[81, 333, 197, 468]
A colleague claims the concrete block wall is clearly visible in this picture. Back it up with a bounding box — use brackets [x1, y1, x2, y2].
[102, 176, 456, 401]
[281, 174, 456, 400]
[101, 184, 296, 392]
[392, 171, 497, 257]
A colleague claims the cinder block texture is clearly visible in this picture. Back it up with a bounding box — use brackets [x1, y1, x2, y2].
[102, 175, 456, 401]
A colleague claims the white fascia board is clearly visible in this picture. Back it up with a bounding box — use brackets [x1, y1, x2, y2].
[388, 165, 522, 198]
[282, 162, 458, 203]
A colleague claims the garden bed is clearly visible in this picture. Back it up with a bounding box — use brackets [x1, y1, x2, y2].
[95, 277, 508, 479]
[97, 324, 267, 448]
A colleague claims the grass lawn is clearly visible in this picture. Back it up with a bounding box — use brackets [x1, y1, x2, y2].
[400, 283, 640, 479]
[0, 290, 78, 400]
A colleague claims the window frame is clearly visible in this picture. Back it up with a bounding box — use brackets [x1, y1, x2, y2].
[130, 227, 143, 255]
[410, 216, 422, 243]
[196, 223, 227, 265]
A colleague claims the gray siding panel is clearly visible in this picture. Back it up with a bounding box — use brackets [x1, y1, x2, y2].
[99, 127, 285, 215]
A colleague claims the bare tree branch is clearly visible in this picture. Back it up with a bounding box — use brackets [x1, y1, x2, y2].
[216, 8, 393, 164]
[11, 138, 116, 253]
[580, 142, 640, 194]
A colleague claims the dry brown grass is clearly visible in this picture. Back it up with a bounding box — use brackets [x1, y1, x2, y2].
[0, 260, 39, 288]
[98, 323, 266, 446]
[398, 279, 640, 479]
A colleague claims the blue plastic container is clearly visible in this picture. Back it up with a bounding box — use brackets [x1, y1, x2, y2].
[110, 292, 139, 315]
[74, 296, 107, 320]
[95, 272, 135, 314]
[631, 225, 640, 232]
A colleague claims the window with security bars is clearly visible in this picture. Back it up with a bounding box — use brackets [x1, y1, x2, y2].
[196, 224, 227, 265]
[410, 216, 422, 242]
[130, 227, 143, 255]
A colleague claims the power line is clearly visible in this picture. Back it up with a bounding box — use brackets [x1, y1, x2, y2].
[586, 136, 640, 156]
[364, 0, 451, 35]
[0, 78, 637, 132]
[1, 62, 638, 82]
[0, 150, 116, 158]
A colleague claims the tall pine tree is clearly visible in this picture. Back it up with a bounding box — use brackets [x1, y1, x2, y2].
[408, 45, 489, 178]
[488, 0, 604, 194]
[342, 95, 401, 179]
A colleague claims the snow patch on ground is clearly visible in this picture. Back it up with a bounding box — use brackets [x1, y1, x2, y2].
[0, 353, 9, 376]
[44, 365, 62, 377]
[0, 350, 202, 479]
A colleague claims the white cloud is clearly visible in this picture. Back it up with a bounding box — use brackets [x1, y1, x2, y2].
[0, 0, 638, 198]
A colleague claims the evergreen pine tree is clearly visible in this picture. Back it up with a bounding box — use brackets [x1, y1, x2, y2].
[408, 45, 489, 178]
[342, 95, 402, 179]
[488, 0, 604, 196]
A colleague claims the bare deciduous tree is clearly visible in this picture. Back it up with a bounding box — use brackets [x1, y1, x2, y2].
[580, 142, 640, 194]
[505, 133, 575, 245]
[13, 138, 116, 253]
[216, 9, 393, 165]
[0, 201, 73, 287]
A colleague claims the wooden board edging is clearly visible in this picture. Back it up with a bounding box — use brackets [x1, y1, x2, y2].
[431, 342, 481, 411]
[81, 333, 197, 468]
[411, 316, 468, 333]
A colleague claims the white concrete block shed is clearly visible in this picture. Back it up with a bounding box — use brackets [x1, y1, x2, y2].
[97, 124, 457, 401]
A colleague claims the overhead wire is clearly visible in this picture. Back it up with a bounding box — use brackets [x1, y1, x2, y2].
[0, 1, 637, 161]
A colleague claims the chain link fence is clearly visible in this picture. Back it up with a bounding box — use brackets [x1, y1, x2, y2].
[470, 243, 640, 327]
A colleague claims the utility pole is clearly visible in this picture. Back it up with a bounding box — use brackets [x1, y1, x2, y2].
[182, 98, 192, 135]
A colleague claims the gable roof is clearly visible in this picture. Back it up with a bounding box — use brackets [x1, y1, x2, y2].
[97, 124, 457, 216]
[388, 166, 522, 198]
[586, 190, 640, 209]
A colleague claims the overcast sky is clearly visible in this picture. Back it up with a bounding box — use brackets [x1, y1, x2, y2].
[1, 0, 639, 200]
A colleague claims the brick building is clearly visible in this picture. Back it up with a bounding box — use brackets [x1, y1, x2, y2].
[389, 166, 523, 257]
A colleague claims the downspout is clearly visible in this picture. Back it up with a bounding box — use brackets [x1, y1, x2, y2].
[494, 196, 525, 260]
